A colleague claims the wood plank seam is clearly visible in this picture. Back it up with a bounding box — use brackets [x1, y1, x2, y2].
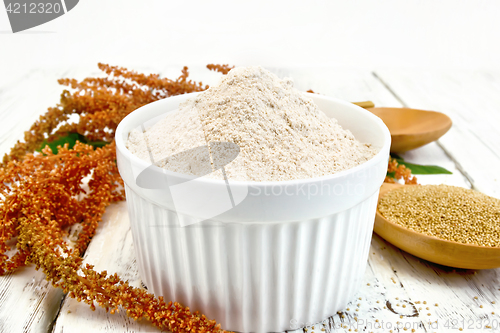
[371, 72, 408, 108]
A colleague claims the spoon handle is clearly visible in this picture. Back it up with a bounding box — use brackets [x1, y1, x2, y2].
[352, 101, 375, 108]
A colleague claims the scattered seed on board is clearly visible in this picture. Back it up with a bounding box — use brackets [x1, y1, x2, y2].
[378, 185, 500, 247]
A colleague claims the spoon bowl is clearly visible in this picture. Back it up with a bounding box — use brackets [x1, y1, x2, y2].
[374, 183, 500, 269]
[367, 107, 452, 153]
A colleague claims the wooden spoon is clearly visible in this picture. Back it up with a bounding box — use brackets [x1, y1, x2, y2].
[374, 183, 500, 269]
[366, 107, 452, 153]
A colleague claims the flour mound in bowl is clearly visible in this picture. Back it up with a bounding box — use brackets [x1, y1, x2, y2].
[126, 66, 377, 181]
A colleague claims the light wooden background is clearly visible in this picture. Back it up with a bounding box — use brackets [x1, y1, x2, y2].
[0, 66, 499, 333]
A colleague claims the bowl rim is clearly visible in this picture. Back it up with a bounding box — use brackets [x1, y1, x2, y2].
[115, 92, 391, 187]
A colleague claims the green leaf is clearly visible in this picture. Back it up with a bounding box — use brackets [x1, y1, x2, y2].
[386, 171, 396, 178]
[85, 140, 109, 149]
[38, 133, 109, 154]
[390, 153, 452, 175]
[37, 133, 82, 154]
[397, 160, 452, 175]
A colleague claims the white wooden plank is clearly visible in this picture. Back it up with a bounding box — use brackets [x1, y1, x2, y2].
[0, 68, 69, 157]
[0, 68, 33, 94]
[51, 202, 160, 333]
[0, 68, 76, 333]
[0, 267, 64, 333]
[269, 67, 403, 107]
[375, 69, 500, 199]
[363, 235, 500, 333]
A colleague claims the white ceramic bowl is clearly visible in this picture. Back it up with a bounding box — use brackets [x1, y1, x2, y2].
[115, 92, 391, 332]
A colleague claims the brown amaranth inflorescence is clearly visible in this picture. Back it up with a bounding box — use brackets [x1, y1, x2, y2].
[0, 142, 123, 274]
[385, 157, 418, 184]
[0, 64, 229, 333]
[2, 63, 208, 166]
[207, 64, 235, 75]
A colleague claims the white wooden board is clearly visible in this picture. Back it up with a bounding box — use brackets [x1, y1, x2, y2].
[0, 68, 71, 333]
[1, 66, 499, 333]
